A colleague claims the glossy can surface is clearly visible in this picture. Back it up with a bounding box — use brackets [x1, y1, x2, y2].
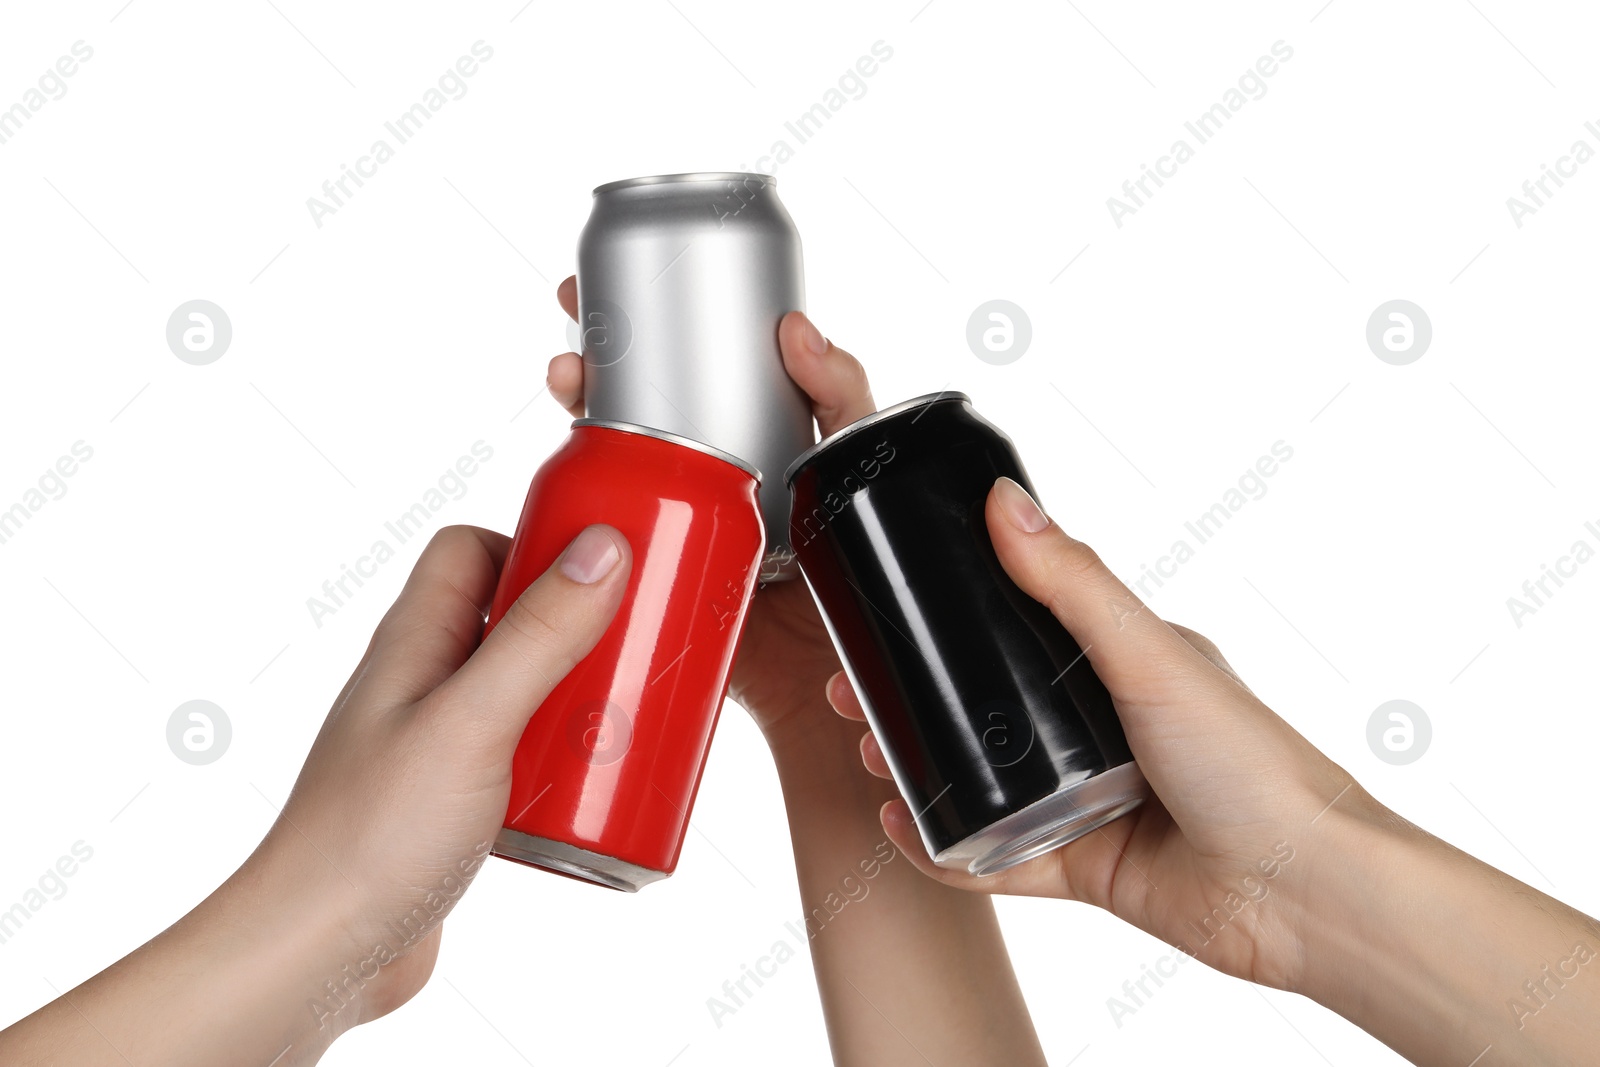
[787, 393, 1147, 877]
[577, 172, 813, 580]
[487, 421, 764, 891]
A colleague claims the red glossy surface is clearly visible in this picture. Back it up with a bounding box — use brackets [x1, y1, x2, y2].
[487, 424, 764, 878]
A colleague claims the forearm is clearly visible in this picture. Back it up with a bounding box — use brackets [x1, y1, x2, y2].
[765, 709, 1047, 1067]
[0, 840, 356, 1066]
[1291, 799, 1600, 1066]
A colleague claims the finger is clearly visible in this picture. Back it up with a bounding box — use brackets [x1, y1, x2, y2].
[778, 311, 875, 437]
[547, 352, 585, 418]
[363, 925, 443, 1023]
[860, 731, 893, 779]
[557, 275, 578, 322]
[430, 525, 631, 750]
[825, 671, 868, 722]
[880, 797, 1142, 903]
[984, 477, 1238, 721]
[357, 526, 512, 707]
[987, 481, 1331, 841]
[879, 800, 997, 893]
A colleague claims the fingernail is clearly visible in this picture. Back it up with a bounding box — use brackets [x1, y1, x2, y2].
[994, 477, 1049, 533]
[797, 313, 827, 356]
[560, 526, 621, 584]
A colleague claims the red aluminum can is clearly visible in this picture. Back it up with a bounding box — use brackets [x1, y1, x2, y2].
[486, 419, 764, 891]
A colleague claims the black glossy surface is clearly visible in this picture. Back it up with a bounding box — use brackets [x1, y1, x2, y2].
[789, 396, 1133, 853]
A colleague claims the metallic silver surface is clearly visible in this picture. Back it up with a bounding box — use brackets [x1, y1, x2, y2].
[492, 827, 667, 893]
[931, 762, 1150, 877]
[784, 390, 972, 486]
[572, 418, 762, 482]
[578, 172, 813, 579]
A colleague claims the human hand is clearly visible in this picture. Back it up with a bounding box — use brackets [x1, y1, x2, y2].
[548, 275, 875, 740]
[832, 475, 1600, 1066]
[551, 279, 1049, 1066]
[0, 523, 632, 1066]
[242, 522, 631, 1034]
[829, 475, 1370, 993]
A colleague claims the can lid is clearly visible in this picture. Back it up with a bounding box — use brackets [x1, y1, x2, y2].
[783, 391, 972, 486]
[593, 172, 774, 196]
[573, 418, 762, 483]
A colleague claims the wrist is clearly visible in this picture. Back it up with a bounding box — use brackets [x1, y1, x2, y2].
[1271, 786, 1596, 1066]
[759, 701, 862, 774]
[1272, 786, 1424, 998]
[218, 830, 376, 1045]
[754, 703, 905, 836]
[97, 840, 362, 1067]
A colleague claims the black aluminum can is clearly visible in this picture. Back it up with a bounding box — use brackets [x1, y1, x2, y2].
[785, 392, 1147, 876]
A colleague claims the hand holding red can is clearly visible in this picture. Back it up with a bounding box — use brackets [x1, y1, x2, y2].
[487, 420, 766, 891]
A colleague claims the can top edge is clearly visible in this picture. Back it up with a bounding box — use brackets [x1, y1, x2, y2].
[783, 391, 973, 485]
[573, 418, 763, 484]
[592, 172, 774, 196]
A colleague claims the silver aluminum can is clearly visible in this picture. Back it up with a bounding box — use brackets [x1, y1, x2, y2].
[577, 172, 813, 580]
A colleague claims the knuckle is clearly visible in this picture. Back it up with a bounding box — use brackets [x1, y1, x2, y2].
[1170, 621, 1222, 657]
[840, 353, 872, 397]
[499, 595, 562, 650]
[495, 595, 576, 678]
[426, 524, 478, 554]
[1048, 535, 1108, 583]
[1031, 536, 1150, 635]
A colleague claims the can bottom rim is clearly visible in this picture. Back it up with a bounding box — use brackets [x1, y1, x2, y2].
[761, 546, 800, 583]
[491, 827, 669, 893]
[931, 761, 1149, 877]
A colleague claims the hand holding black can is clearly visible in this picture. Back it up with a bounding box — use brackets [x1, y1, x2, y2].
[787, 393, 1148, 876]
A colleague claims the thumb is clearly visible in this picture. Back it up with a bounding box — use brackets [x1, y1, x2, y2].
[984, 477, 1233, 724]
[987, 478, 1344, 844]
[777, 311, 876, 437]
[431, 524, 631, 750]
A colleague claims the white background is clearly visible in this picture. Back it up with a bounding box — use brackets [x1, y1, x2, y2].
[2, 1, 1598, 1064]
